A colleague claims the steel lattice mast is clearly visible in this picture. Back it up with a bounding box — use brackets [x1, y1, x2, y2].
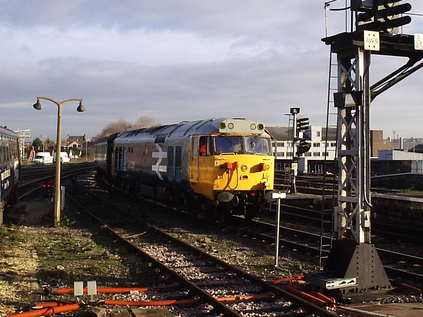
[319, 0, 423, 295]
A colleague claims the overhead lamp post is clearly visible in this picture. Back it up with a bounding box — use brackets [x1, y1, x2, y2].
[33, 96, 85, 226]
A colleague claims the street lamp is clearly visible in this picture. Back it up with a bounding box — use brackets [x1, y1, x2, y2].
[32, 96, 85, 226]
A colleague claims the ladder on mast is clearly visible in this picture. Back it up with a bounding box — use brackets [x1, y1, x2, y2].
[318, 48, 338, 270]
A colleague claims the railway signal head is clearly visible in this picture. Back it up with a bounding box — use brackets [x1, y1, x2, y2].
[296, 117, 310, 133]
[353, 0, 412, 34]
[296, 140, 311, 156]
[290, 107, 300, 115]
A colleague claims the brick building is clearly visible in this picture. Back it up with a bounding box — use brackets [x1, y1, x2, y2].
[370, 130, 393, 158]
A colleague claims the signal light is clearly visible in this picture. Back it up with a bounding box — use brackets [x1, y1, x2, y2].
[353, 0, 412, 34]
[296, 117, 309, 133]
[296, 140, 311, 156]
[351, 0, 374, 11]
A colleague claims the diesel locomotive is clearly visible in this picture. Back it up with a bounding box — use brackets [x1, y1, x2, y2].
[95, 118, 274, 219]
[0, 126, 20, 224]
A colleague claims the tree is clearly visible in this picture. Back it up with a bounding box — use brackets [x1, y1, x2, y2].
[32, 137, 43, 150]
[44, 138, 55, 152]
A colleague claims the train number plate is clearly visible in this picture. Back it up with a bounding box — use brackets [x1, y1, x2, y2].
[364, 31, 380, 51]
[1, 169, 10, 181]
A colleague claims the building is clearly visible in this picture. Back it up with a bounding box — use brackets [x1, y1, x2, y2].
[14, 129, 32, 161]
[378, 150, 423, 161]
[370, 130, 393, 158]
[375, 150, 423, 175]
[267, 125, 337, 173]
[64, 135, 86, 158]
[268, 125, 394, 173]
[387, 137, 423, 152]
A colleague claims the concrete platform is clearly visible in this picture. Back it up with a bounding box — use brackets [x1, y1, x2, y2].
[350, 303, 423, 317]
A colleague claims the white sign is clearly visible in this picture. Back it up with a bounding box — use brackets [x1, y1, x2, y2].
[74, 281, 84, 296]
[325, 277, 357, 290]
[364, 31, 380, 51]
[415, 34, 423, 50]
[87, 281, 97, 295]
[272, 192, 286, 199]
[1, 169, 10, 181]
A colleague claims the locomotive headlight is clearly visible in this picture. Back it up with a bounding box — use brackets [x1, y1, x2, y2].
[259, 163, 270, 171]
[241, 164, 248, 172]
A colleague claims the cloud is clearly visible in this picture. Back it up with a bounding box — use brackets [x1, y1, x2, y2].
[0, 1, 322, 36]
[1, 0, 423, 139]
[0, 48, 328, 137]
[2, 43, 422, 138]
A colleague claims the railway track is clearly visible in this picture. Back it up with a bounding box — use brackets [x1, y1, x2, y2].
[91, 168, 423, 294]
[271, 172, 423, 242]
[231, 216, 423, 290]
[20, 163, 92, 181]
[262, 198, 423, 244]
[93, 166, 423, 293]
[275, 172, 415, 196]
[67, 172, 344, 316]
[16, 163, 95, 200]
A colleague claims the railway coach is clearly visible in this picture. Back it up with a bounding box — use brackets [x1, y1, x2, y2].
[0, 126, 20, 224]
[96, 118, 274, 220]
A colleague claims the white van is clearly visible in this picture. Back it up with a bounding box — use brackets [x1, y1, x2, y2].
[54, 152, 70, 163]
[33, 152, 53, 164]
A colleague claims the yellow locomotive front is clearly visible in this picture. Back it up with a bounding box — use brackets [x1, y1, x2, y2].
[189, 119, 274, 218]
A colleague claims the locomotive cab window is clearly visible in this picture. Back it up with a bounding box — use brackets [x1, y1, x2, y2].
[199, 136, 212, 156]
[214, 136, 243, 155]
[244, 136, 271, 155]
[213, 136, 271, 155]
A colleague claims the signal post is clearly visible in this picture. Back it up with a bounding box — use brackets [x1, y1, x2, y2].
[319, 0, 423, 296]
[289, 107, 311, 193]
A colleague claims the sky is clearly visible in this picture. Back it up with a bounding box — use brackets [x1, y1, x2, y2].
[1, 1, 423, 140]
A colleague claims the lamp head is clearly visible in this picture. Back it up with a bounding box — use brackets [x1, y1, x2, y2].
[33, 98, 42, 110]
[77, 101, 85, 112]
